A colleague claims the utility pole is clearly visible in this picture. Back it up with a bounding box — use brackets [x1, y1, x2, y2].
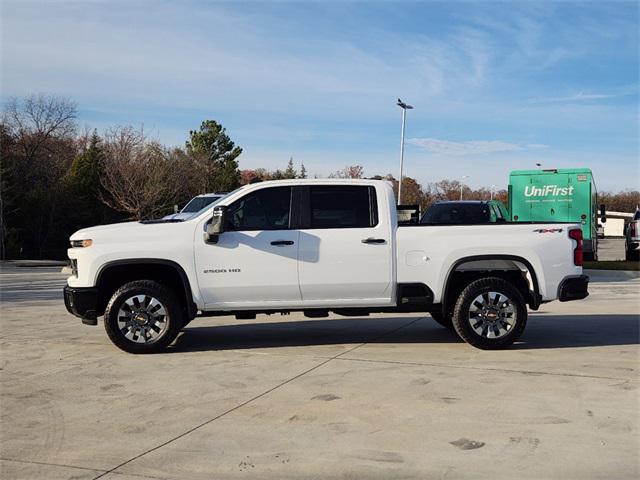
[460, 175, 470, 200]
[396, 98, 413, 204]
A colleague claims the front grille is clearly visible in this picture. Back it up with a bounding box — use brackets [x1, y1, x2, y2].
[70, 259, 78, 276]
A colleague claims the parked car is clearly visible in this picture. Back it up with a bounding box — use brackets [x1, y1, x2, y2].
[421, 200, 509, 225]
[162, 193, 225, 221]
[64, 179, 588, 353]
[625, 208, 640, 261]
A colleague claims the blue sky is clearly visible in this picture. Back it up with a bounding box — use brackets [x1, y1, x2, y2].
[2, 0, 638, 190]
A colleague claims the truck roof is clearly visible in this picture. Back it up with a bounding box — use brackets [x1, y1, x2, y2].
[509, 168, 593, 176]
[238, 178, 391, 188]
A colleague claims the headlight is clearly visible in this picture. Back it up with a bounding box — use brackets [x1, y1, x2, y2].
[70, 239, 93, 248]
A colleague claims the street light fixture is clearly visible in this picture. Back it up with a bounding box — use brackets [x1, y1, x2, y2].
[460, 175, 470, 200]
[396, 98, 413, 204]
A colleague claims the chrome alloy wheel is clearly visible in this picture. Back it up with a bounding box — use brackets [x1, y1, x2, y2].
[117, 294, 168, 344]
[468, 291, 515, 339]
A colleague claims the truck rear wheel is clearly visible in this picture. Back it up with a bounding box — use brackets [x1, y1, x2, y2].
[452, 277, 527, 350]
[104, 280, 184, 354]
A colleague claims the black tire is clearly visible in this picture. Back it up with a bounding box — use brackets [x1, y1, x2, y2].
[104, 280, 184, 354]
[452, 277, 527, 350]
[626, 248, 639, 262]
[430, 311, 454, 329]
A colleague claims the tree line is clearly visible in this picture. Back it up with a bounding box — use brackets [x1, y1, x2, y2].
[1, 94, 638, 260]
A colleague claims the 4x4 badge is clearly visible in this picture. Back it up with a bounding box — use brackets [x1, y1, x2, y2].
[533, 228, 563, 233]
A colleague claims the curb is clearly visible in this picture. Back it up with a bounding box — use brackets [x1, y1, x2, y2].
[585, 269, 640, 281]
[1, 260, 68, 268]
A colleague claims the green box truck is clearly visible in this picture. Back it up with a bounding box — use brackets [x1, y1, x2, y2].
[509, 168, 599, 260]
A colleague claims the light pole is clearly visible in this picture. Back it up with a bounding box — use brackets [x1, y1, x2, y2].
[396, 98, 413, 204]
[460, 175, 470, 200]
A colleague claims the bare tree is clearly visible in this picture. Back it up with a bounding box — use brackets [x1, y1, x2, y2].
[329, 165, 364, 179]
[100, 126, 181, 220]
[1, 94, 78, 258]
[3, 94, 77, 162]
[599, 190, 640, 212]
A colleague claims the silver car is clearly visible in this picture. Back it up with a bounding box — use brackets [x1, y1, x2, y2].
[162, 193, 225, 221]
[625, 208, 640, 261]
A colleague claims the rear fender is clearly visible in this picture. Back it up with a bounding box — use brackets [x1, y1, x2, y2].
[441, 255, 542, 315]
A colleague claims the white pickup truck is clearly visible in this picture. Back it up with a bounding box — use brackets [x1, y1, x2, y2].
[64, 179, 589, 353]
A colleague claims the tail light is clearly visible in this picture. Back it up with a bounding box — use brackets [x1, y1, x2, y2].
[569, 228, 583, 266]
[631, 223, 637, 237]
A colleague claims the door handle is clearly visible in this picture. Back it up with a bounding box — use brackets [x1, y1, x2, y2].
[270, 240, 294, 246]
[361, 238, 386, 244]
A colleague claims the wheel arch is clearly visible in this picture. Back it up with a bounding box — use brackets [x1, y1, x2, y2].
[95, 259, 197, 319]
[441, 254, 541, 316]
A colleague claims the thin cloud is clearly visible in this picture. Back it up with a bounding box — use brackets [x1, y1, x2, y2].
[525, 143, 550, 149]
[528, 92, 614, 104]
[408, 138, 524, 156]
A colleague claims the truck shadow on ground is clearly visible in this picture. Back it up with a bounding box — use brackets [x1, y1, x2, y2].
[170, 314, 639, 353]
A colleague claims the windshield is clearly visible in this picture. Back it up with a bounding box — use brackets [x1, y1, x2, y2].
[421, 203, 491, 225]
[182, 196, 222, 213]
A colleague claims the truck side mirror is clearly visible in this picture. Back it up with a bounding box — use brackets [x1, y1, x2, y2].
[599, 204, 606, 223]
[205, 206, 226, 244]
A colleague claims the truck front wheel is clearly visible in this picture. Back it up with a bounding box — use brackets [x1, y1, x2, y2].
[452, 277, 527, 350]
[104, 280, 184, 354]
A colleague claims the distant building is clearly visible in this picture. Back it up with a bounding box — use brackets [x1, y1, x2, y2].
[602, 211, 633, 237]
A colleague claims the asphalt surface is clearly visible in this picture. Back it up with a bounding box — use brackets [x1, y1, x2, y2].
[1, 262, 638, 480]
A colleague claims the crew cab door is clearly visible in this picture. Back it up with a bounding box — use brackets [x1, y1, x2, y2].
[297, 185, 394, 307]
[194, 185, 301, 309]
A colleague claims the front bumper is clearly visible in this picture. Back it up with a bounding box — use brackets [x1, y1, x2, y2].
[63, 286, 99, 325]
[558, 275, 589, 302]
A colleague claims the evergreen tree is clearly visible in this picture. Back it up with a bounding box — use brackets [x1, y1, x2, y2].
[283, 156, 297, 179]
[186, 120, 242, 192]
[65, 130, 114, 227]
[68, 131, 103, 197]
[299, 162, 307, 179]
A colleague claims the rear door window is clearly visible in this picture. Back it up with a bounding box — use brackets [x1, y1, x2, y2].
[308, 186, 377, 228]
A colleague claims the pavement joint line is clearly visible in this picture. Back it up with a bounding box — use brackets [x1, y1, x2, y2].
[90, 316, 424, 480]
[0, 457, 171, 479]
[325, 356, 630, 380]
[0, 457, 105, 474]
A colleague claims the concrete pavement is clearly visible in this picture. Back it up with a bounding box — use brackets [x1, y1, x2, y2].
[1, 265, 638, 479]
